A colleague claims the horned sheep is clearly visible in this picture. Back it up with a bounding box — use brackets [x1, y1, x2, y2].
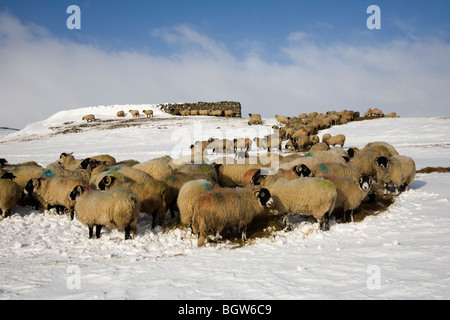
[69, 185, 140, 240]
[191, 187, 273, 246]
[374, 155, 416, 195]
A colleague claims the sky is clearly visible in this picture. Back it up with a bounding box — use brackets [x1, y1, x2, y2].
[1, 0, 450, 128]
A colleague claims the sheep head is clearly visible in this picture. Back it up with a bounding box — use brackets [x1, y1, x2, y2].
[254, 188, 273, 208]
[98, 175, 115, 190]
[358, 176, 374, 192]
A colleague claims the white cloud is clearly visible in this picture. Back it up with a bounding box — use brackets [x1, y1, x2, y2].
[1, 11, 450, 129]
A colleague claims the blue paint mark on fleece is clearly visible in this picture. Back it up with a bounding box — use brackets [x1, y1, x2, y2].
[320, 164, 329, 173]
[41, 169, 56, 178]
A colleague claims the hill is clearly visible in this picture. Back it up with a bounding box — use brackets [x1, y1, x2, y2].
[0, 105, 449, 299]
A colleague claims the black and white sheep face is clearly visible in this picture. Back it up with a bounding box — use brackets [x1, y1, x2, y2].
[375, 156, 390, 169]
[256, 188, 273, 208]
[24, 178, 40, 195]
[97, 176, 115, 190]
[69, 185, 84, 201]
[358, 176, 373, 192]
[294, 164, 312, 177]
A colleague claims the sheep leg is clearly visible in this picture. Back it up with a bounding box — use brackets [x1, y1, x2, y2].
[88, 225, 94, 239]
[319, 213, 330, 231]
[70, 208, 75, 221]
[283, 214, 292, 231]
[95, 225, 103, 239]
[240, 225, 248, 242]
[124, 226, 132, 240]
[394, 186, 400, 196]
[151, 212, 158, 228]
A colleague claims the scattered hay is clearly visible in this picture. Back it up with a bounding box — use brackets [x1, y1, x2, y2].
[416, 167, 450, 174]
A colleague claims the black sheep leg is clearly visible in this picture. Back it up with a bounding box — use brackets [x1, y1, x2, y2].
[95, 225, 103, 238]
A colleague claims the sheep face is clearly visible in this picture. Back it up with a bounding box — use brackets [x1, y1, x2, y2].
[0, 158, 7, 168]
[98, 176, 115, 190]
[375, 156, 389, 169]
[256, 188, 273, 208]
[24, 178, 40, 195]
[358, 176, 373, 192]
[294, 164, 312, 177]
[69, 185, 85, 201]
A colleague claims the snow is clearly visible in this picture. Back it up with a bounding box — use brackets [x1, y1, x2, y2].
[1, 106, 450, 300]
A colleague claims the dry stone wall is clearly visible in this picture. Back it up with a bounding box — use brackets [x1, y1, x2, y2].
[158, 101, 241, 118]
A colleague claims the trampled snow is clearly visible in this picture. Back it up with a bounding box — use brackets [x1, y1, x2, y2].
[0, 106, 449, 300]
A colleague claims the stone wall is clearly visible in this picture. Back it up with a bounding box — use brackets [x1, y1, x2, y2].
[158, 101, 241, 118]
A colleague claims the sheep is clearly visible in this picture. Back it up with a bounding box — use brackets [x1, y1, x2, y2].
[242, 165, 312, 188]
[129, 109, 140, 118]
[233, 138, 252, 152]
[364, 141, 399, 156]
[117, 110, 125, 117]
[177, 179, 215, 227]
[0, 175, 22, 218]
[143, 110, 154, 118]
[348, 149, 383, 179]
[25, 175, 86, 217]
[97, 175, 169, 228]
[288, 135, 319, 151]
[322, 134, 346, 148]
[305, 149, 349, 164]
[213, 163, 268, 188]
[309, 162, 361, 179]
[82, 114, 95, 123]
[248, 113, 262, 125]
[374, 155, 416, 195]
[256, 177, 337, 231]
[5, 165, 46, 191]
[207, 138, 234, 154]
[180, 110, 191, 116]
[69, 185, 140, 240]
[59, 152, 82, 169]
[190, 109, 199, 115]
[0, 158, 7, 168]
[133, 159, 174, 181]
[175, 163, 218, 183]
[191, 187, 273, 246]
[224, 110, 234, 117]
[275, 115, 290, 124]
[198, 110, 210, 116]
[93, 165, 153, 186]
[210, 110, 224, 117]
[318, 174, 374, 222]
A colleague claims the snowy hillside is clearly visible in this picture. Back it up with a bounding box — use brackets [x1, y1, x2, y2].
[0, 106, 449, 300]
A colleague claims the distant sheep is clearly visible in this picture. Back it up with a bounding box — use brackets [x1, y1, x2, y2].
[143, 110, 154, 118]
[248, 113, 262, 125]
[224, 110, 234, 117]
[275, 115, 290, 124]
[69, 186, 140, 240]
[192, 187, 273, 246]
[117, 110, 125, 117]
[375, 155, 416, 195]
[129, 110, 140, 118]
[82, 114, 95, 123]
[322, 134, 346, 148]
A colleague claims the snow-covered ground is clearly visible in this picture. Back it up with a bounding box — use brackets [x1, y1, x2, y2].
[0, 106, 449, 300]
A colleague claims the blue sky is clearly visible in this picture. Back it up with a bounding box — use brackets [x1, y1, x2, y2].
[1, 1, 450, 128]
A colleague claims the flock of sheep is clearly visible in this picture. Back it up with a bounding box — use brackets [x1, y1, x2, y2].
[0, 107, 415, 247]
